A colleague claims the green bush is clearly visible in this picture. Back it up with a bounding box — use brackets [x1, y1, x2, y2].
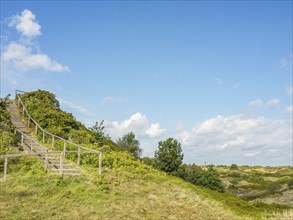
[229, 178, 240, 188]
[230, 164, 238, 170]
[287, 178, 293, 189]
[267, 183, 281, 194]
[116, 132, 142, 158]
[154, 138, 183, 174]
[141, 157, 156, 167]
[0, 95, 17, 155]
[228, 172, 241, 178]
[176, 164, 225, 192]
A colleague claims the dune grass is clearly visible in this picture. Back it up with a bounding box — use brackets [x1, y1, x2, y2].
[1, 158, 292, 220]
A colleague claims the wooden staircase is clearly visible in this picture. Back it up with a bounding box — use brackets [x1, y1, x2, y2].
[7, 101, 82, 176]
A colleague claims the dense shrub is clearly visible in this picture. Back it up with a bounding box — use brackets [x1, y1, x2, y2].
[267, 183, 281, 193]
[230, 164, 238, 170]
[154, 138, 183, 174]
[117, 132, 142, 158]
[228, 172, 241, 178]
[287, 178, 293, 189]
[141, 157, 156, 167]
[176, 164, 225, 192]
[0, 95, 17, 155]
[229, 178, 240, 188]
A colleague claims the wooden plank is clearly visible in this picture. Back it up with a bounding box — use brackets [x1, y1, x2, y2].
[0, 153, 42, 158]
[60, 152, 63, 177]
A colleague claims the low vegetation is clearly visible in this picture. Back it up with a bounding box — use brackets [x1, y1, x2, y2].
[0, 95, 17, 155]
[215, 165, 293, 207]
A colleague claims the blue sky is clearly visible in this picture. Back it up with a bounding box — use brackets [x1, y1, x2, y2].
[1, 1, 292, 166]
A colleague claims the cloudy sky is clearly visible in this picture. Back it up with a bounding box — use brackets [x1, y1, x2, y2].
[1, 1, 292, 166]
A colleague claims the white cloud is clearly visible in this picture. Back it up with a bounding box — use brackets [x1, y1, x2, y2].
[266, 99, 280, 107]
[280, 58, 288, 68]
[213, 77, 223, 85]
[100, 96, 126, 106]
[287, 87, 293, 96]
[248, 98, 263, 107]
[9, 9, 41, 38]
[176, 121, 185, 132]
[101, 96, 115, 104]
[232, 83, 241, 89]
[107, 113, 149, 138]
[1, 42, 70, 72]
[176, 114, 292, 165]
[1, 9, 69, 74]
[286, 106, 293, 113]
[106, 112, 166, 140]
[145, 123, 166, 138]
[58, 98, 93, 116]
[243, 151, 260, 157]
[279, 54, 293, 69]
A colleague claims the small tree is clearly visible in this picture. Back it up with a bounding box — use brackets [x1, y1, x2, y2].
[89, 120, 110, 146]
[230, 164, 238, 170]
[117, 132, 142, 158]
[154, 138, 184, 174]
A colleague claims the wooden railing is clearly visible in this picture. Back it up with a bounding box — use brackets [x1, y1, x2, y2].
[0, 150, 63, 181]
[14, 90, 102, 175]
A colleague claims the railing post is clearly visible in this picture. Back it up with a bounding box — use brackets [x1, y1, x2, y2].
[22, 105, 25, 115]
[98, 153, 102, 175]
[52, 136, 55, 149]
[63, 141, 66, 158]
[21, 134, 24, 145]
[42, 131, 45, 143]
[3, 158, 8, 181]
[60, 152, 63, 177]
[17, 97, 20, 108]
[27, 116, 30, 127]
[30, 138, 33, 151]
[45, 150, 48, 171]
[77, 147, 81, 166]
[35, 124, 38, 134]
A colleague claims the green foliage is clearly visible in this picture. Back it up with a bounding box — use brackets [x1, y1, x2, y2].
[230, 178, 240, 188]
[18, 157, 45, 174]
[89, 120, 111, 146]
[230, 163, 239, 170]
[154, 138, 183, 174]
[176, 164, 225, 192]
[141, 157, 156, 167]
[20, 90, 86, 139]
[267, 183, 281, 194]
[228, 172, 241, 178]
[116, 132, 142, 158]
[287, 178, 293, 189]
[0, 95, 17, 155]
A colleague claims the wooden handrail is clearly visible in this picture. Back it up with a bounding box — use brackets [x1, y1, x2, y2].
[14, 90, 102, 174]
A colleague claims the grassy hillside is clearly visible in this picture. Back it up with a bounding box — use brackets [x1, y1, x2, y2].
[1, 90, 292, 219]
[1, 159, 292, 220]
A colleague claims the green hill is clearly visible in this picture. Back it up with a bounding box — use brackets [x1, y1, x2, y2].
[19, 90, 122, 152]
[0, 90, 292, 219]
